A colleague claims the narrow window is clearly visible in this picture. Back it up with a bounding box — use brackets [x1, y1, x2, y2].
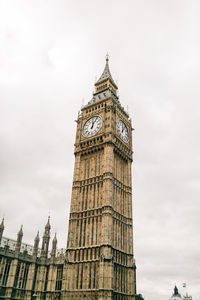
[22, 263, 29, 289]
[80, 264, 83, 289]
[44, 266, 49, 291]
[88, 263, 91, 289]
[84, 159, 87, 178]
[91, 218, 94, 245]
[14, 261, 21, 288]
[2, 259, 11, 286]
[82, 187, 85, 210]
[88, 159, 90, 178]
[76, 264, 79, 289]
[93, 263, 96, 288]
[96, 217, 98, 244]
[98, 155, 101, 175]
[85, 186, 88, 210]
[83, 219, 86, 246]
[93, 184, 96, 208]
[95, 156, 97, 176]
[97, 184, 99, 207]
[32, 265, 37, 291]
[18, 263, 24, 288]
[76, 220, 79, 247]
[78, 250, 80, 261]
[79, 219, 83, 247]
[86, 249, 88, 260]
[55, 265, 63, 291]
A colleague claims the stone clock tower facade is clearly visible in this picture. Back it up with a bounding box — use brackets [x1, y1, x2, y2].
[62, 57, 136, 300]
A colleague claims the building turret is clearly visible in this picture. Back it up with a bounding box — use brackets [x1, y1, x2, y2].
[15, 225, 23, 254]
[51, 233, 57, 257]
[33, 231, 40, 258]
[0, 218, 4, 244]
[41, 217, 51, 259]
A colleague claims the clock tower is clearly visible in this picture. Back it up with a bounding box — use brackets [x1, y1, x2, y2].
[63, 57, 136, 300]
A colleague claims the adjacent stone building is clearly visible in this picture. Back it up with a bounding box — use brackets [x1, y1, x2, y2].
[0, 217, 66, 300]
[0, 58, 136, 299]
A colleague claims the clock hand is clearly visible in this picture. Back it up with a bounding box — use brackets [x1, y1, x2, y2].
[122, 123, 125, 133]
[91, 119, 94, 129]
[91, 117, 97, 130]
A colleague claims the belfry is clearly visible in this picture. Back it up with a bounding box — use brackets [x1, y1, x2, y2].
[63, 57, 136, 299]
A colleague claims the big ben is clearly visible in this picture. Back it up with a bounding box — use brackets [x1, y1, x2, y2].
[62, 56, 136, 300]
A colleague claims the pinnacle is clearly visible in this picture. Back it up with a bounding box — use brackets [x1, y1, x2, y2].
[45, 216, 51, 230]
[95, 55, 117, 88]
[18, 225, 23, 235]
[0, 218, 4, 229]
[35, 231, 40, 241]
[53, 233, 57, 243]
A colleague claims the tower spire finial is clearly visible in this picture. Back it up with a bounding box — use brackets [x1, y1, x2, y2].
[0, 217, 4, 244]
[0, 218, 4, 228]
[94, 54, 118, 95]
[106, 52, 109, 62]
[19, 225, 23, 235]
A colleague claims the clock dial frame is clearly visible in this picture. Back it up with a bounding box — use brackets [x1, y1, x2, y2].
[83, 116, 102, 137]
[117, 120, 129, 142]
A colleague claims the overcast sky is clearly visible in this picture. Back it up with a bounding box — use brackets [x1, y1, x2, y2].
[1, 1, 200, 299]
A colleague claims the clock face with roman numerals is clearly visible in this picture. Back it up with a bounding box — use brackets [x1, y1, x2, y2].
[117, 120, 129, 142]
[83, 116, 102, 137]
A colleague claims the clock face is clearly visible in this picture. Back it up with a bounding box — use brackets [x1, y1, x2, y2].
[83, 116, 102, 137]
[117, 120, 129, 142]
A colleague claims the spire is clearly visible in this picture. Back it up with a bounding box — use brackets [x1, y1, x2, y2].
[41, 217, 51, 259]
[15, 225, 23, 254]
[45, 216, 51, 232]
[51, 233, 57, 257]
[35, 230, 40, 242]
[53, 233, 57, 245]
[174, 286, 179, 295]
[0, 218, 4, 244]
[84, 55, 119, 108]
[172, 286, 182, 298]
[18, 225, 23, 236]
[33, 231, 40, 258]
[95, 54, 117, 89]
[0, 218, 4, 230]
